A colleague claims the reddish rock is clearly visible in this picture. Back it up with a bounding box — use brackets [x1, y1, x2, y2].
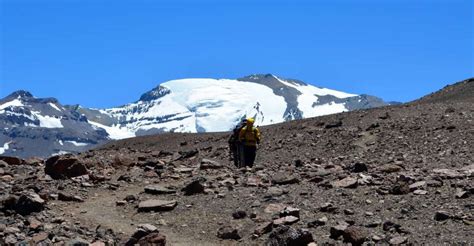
[58, 192, 84, 202]
[379, 164, 402, 173]
[254, 222, 273, 236]
[273, 216, 299, 225]
[332, 176, 358, 188]
[217, 226, 241, 240]
[32, 232, 49, 243]
[0, 156, 23, 165]
[137, 232, 166, 246]
[266, 225, 313, 245]
[15, 192, 45, 215]
[343, 226, 368, 245]
[45, 155, 88, 179]
[138, 199, 177, 212]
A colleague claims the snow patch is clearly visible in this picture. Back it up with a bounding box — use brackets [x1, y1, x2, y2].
[0, 141, 11, 154]
[89, 121, 135, 140]
[272, 76, 356, 118]
[31, 111, 63, 128]
[274, 76, 357, 98]
[0, 99, 24, 110]
[65, 141, 89, 147]
[51, 151, 69, 156]
[48, 102, 62, 112]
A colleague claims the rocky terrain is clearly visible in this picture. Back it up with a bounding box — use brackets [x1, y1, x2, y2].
[0, 78, 472, 245]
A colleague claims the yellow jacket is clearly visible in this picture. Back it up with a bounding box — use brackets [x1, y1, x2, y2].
[239, 126, 261, 146]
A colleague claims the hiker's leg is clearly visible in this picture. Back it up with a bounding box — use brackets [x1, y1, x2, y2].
[234, 145, 240, 167]
[248, 146, 257, 167]
[239, 145, 245, 168]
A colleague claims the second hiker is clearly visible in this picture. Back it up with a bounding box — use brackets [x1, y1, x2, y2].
[238, 118, 261, 168]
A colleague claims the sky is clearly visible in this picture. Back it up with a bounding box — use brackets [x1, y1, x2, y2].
[0, 0, 472, 108]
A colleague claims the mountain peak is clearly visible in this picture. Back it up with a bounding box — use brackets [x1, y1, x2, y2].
[139, 85, 171, 102]
[238, 74, 307, 86]
[7, 90, 34, 99]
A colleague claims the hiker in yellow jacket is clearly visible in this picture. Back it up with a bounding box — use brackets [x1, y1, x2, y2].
[238, 118, 261, 168]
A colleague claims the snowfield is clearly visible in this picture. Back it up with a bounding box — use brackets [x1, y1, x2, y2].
[88, 77, 360, 139]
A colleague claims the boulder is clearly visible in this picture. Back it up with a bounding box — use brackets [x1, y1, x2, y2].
[331, 176, 358, 188]
[273, 216, 299, 225]
[45, 155, 88, 179]
[351, 162, 368, 173]
[144, 185, 176, 195]
[330, 221, 349, 239]
[58, 192, 84, 202]
[272, 173, 299, 185]
[389, 236, 408, 245]
[182, 177, 206, 195]
[307, 216, 328, 227]
[138, 199, 177, 212]
[137, 232, 166, 246]
[434, 211, 451, 221]
[217, 226, 241, 240]
[254, 222, 273, 236]
[265, 225, 313, 246]
[325, 120, 343, 129]
[200, 159, 223, 169]
[343, 226, 368, 245]
[409, 181, 426, 191]
[280, 207, 300, 218]
[390, 181, 410, 195]
[379, 164, 403, 173]
[0, 156, 23, 165]
[232, 210, 247, 219]
[14, 192, 45, 215]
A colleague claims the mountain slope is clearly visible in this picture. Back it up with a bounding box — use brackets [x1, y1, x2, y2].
[1, 74, 393, 158]
[415, 78, 474, 104]
[76, 74, 391, 137]
[0, 91, 109, 157]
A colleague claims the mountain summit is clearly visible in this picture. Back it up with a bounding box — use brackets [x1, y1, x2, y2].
[1, 74, 393, 157]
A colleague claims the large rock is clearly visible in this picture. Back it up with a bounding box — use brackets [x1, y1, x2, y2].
[182, 177, 206, 195]
[379, 164, 402, 173]
[217, 226, 241, 240]
[254, 222, 273, 236]
[58, 192, 84, 202]
[45, 155, 88, 179]
[200, 159, 223, 169]
[273, 216, 300, 226]
[144, 185, 176, 195]
[330, 221, 349, 239]
[0, 156, 23, 165]
[343, 226, 368, 245]
[137, 232, 166, 246]
[14, 192, 46, 215]
[266, 225, 314, 246]
[434, 211, 451, 221]
[126, 224, 162, 246]
[138, 199, 177, 212]
[390, 181, 410, 195]
[272, 173, 300, 185]
[331, 176, 358, 188]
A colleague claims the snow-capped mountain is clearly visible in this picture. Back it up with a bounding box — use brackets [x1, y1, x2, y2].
[1, 74, 392, 158]
[0, 91, 109, 158]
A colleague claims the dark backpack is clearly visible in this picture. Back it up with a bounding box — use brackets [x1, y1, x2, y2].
[228, 122, 246, 144]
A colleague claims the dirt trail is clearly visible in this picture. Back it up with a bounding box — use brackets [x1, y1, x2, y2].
[60, 183, 226, 246]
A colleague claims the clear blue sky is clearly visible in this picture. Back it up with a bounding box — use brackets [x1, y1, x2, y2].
[1, 0, 472, 108]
